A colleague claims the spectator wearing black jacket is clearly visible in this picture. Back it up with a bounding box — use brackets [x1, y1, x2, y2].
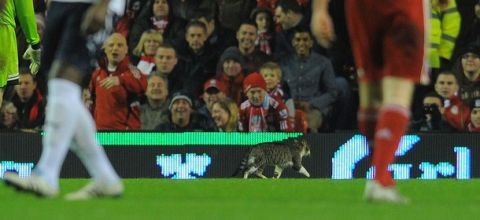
[154, 43, 184, 94]
[216, 0, 257, 47]
[410, 92, 455, 132]
[175, 21, 220, 97]
[453, 44, 480, 106]
[168, 0, 216, 45]
[273, 0, 310, 60]
[235, 21, 272, 74]
[11, 71, 45, 130]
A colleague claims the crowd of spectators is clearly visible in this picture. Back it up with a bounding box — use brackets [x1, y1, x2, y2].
[3, 0, 480, 134]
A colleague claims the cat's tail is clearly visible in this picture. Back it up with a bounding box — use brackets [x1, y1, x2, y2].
[231, 148, 253, 177]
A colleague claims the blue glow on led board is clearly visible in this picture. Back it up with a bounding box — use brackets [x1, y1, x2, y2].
[0, 161, 34, 178]
[1, 134, 473, 180]
[419, 162, 455, 179]
[454, 147, 471, 179]
[331, 135, 471, 180]
[331, 135, 369, 179]
[156, 154, 212, 179]
[332, 135, 420, 179]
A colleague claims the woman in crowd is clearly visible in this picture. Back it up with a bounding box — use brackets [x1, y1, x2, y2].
[211, 98, 239, 132]
[132, 30, 163, 74]
[129, 0, 172, 52]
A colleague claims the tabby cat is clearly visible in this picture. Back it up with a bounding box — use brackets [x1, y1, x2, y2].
[238, 137, 311, 179]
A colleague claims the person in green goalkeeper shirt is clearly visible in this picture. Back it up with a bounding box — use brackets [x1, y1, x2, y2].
[0, 0, 41, 107]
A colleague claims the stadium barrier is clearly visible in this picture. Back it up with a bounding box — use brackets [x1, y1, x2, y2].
[0, 132, 478, 179]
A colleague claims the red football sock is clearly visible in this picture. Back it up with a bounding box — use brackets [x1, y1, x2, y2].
[373, 104, 410, 187]
[358, 108, 377, 140]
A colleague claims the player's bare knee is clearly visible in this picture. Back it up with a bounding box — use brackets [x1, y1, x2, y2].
[358, 83, 382, 109]
[382, 77, 414, 108]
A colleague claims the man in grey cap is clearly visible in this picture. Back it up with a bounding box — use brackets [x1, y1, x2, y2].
[155, 91, 214, 131]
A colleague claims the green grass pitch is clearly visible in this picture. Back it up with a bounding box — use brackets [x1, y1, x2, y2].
[1, 179, 479, 220]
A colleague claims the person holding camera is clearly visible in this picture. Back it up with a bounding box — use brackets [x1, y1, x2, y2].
[410, 92, 455, 132]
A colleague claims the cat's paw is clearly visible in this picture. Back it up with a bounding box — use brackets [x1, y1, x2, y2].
[299, 166, 310, 177]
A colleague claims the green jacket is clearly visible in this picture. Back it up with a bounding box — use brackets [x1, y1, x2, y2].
[429, 0, 461, 68]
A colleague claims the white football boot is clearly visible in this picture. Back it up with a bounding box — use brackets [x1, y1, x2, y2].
[363, 180, 409, 204]
[3, 172, 58, 198]
[65, 181, 124, 201]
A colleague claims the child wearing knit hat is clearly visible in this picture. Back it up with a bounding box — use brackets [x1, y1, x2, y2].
[243, 72, 268, 105]
[238, 73, 293, 132]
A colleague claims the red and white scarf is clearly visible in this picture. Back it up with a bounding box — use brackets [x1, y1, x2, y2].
[248, 105, 268, 132]
[247, 96, 272, 131]
[257, 30, 272, 55]
[269, 84, 284, 100]
[137, 54, 155, 75]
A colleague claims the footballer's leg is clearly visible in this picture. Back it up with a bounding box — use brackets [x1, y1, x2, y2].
[3, 172, 59, 198]
[0, 88, 3, 109]
[31, 6, 88, 192]
[363, 77, 413, 204]
[357, 81, 381, 141]
[33, 63, 82, 192]
[365, 2, 424, 204]
[363, 179, 408, 204]
[4, 67, 81, 199]
[0, 22, 18, 107]
[64, 106, 123, 201]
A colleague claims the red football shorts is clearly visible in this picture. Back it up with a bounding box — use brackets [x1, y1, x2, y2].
[345, 0, 426, 83]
